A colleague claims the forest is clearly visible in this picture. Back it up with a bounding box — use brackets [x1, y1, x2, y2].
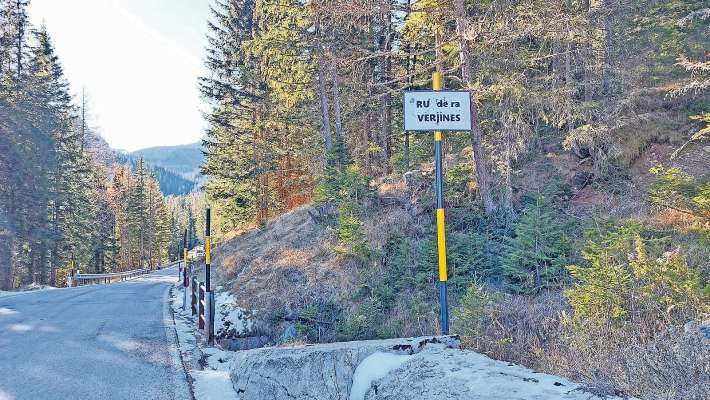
[201, 0, 709, 229]
[200, 0, 708, 398]
[0, 0, 202, 289]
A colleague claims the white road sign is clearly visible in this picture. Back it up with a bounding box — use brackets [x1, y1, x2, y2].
[403, 91, 472, 131]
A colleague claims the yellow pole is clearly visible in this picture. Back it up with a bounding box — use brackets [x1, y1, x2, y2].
[433, 71, 449, 334]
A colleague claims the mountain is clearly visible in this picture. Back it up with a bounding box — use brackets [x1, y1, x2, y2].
[85, 134, 199, 196]
[129, 142, 204, 181]
[118, 155, 197, 196]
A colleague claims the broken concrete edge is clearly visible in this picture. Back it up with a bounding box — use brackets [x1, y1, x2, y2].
[240, 335, 460, 356]
[168, 285, 210, 394]
[228, 335, 462, 400]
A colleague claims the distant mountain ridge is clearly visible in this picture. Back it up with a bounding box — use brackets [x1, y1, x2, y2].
[85, 134, 202, 196]
[129, 142, 203, 181]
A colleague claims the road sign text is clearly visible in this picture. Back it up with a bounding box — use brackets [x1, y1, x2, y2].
[404, 91, 472, 131]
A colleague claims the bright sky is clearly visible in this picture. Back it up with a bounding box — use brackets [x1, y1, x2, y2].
[29, 0, 211, 151]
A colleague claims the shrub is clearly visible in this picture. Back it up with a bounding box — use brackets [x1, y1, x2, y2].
[649, 165, 710, 226]
[417, 229, 491, 295]
[337, 297, 386, 341]
[294, 301, 342, 343]
[454, 280, 499, 338]
[315, 137, 371, 257]
[445, 163, 475, 206]
[566, 225, 707, 330]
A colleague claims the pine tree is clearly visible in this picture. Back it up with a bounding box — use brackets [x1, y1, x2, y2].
[0, 2, 177, 286]
[0, 0, 31, 87]
[501, 194, 570, 293]
[201, 0, 316, 231]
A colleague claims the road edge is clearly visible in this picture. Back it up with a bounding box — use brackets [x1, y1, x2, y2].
[163, 278, 196, 400]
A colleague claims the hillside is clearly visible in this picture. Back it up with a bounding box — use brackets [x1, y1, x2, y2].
[129, 142, 204, 181]
[210, 133, 709, 399]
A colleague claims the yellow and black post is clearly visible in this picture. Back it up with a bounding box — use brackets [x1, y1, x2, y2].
[182, 229, 189, 310]
[433, 71, 449, 335]
[205, 208, 211, 292]
[183, 229, 188, 269]
[205, 208, 215, 343]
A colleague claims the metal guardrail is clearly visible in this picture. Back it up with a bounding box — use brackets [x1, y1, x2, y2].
[67, 261, 179, 287]
[183, 264, 215, 343]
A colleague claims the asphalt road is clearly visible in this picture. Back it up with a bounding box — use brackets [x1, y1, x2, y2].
[0, 266, 191, 400]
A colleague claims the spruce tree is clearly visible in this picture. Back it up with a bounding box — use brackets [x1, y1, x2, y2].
[501, 194, 570, 293]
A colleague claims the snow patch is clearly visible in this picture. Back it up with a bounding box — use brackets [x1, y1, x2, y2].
[169, 283, 240, 400]
[214, 291, 252, 337]
[8, 323, 32, 333]
[0, 307, 18, 316]
[192, 370, 238, 400]
[350, 352, 411, 400]
[0, 285, 57, 298]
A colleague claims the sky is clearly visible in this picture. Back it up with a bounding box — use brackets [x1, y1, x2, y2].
[29, 0, 211, 152]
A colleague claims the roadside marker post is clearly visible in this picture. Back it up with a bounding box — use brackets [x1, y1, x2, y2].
[205, 208, 211, 292]
[182, 229, 188, 311]
[177, 239, 182, 282]
[205, 208, 215, 344]
[403, 72, 472, 335]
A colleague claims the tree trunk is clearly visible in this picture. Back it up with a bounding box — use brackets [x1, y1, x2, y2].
[454, 0, 496, 214]
[0, 236, 13, 289]
[315, 16, 332, 151]
[15, 1, 24, 79]
[317, 57, 332, 151]
[364, 110, 372, 175]
[330, 63, 343, 142]
[583, 0, 594, 103]
[380, 95, 392, 175]
[403, 0, 414, 170]
[380, 8, 393, 175]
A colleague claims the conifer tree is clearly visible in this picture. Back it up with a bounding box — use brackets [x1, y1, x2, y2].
[501, 194, 570, 293]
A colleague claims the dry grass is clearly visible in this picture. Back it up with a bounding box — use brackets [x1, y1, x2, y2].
[213, 206, 356, 327]
[458, 293, 710, 400]
[647, 209, 699, 230]
[362, 205, 421, 246]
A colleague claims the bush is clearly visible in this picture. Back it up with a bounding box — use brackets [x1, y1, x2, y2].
[649, 165, 710, 227]
[445, 163, 476, 206]
[337, 297, 389, 341]
[454, 280, 499, 338]
[566, 225, 707, 330]
[294, 301, 342, 343]
[453, 285, 709, 400]
[315, 137, 371, 257]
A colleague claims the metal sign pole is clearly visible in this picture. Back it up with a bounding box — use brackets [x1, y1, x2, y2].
[433, 71, 449, 335]
[205, 208, 215, 344]
[403, 75, 471, 336]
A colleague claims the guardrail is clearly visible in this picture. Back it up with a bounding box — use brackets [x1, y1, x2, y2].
[66, 262, 178, 287]
[182, 264, 215, 343]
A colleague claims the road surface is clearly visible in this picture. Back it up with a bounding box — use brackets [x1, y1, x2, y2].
[0, 267, 190, 400]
